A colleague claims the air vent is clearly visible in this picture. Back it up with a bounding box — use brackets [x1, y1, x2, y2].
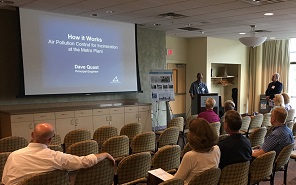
[240, 0, 288, 5]
[158, 12, 189, 19]
[255, 29, 272, 33]
[178, 27, 202, 31]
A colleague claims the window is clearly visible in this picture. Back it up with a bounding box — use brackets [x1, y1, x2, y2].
[288, 39, 296, 108]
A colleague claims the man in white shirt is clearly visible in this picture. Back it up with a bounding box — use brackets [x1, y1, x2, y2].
[2, 123, 115, 185]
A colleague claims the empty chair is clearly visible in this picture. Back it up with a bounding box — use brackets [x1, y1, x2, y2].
[262, 113, 272, 128]
[151, 145, 181, 174]
[64, 129, 91, 151]
[93, 125, 118, 149]
[48, 145, 63, 152]
[159, 178, 184, 185]
[157, 127, 179, 149]
[0, 136, 28, 152]
[0, 152, 11, 184]
[219, 161, 250, 185]
[240, 116, 251, 135]
[18, 170, 69, 185]
[120, 122, 142, 142]
[73, 158, 114, 185]
[210, 122, 221, 136]
[101, 135, 129, 163]
[66, 140, 98, 156]
[248, 127, 267, 148]
[116, 152, 151, 185]
[188, 167, 221, 185]
[248, 151, 276, 185]
[286, 109, 295, 122]
[271, 143, 294, 185]
[248, 114, 263, 134]
[50, 133, 62, 146]
[184, 115, 198, 135]
[156, 117, 185, 143]
[130, 132, 156, 154]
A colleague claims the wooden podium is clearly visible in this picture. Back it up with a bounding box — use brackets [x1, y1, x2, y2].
[191, 93, 219, 115]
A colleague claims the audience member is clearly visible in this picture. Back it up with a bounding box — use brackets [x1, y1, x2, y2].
[220, 100, 235, 134]
[252, 107, 294, 158]
[270, 94, 285, 112]
[217, 110, 252, 169]
[282, 92, 292, 111]
[2, 123, 115, 185]
[198, 97, 220, 123]
[174, 118, 220, 185]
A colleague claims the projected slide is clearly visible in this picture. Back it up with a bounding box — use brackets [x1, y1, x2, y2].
[19, 8, 138, 95]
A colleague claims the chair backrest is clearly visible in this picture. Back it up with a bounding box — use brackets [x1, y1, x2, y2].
[157, 127, 179, 149]
[274, 143, 295, 171]
[262, 113, 272, 128]
[117, 152, 151, 184]
[74, 158, 114, 185]
[185, 115, 198, 130]
[249, 151, 276, 185]
[48, 145, 63, 152]
[188, 167, 221, 185]
[287, 109, 295, 122]
[218, 134, 229, 141]
[248, 127, 267, 147]
[66, 140, 98, 156]
[101, 135, 129, 161]
[0, 136, 28, 152]
[152, 145, 181, 173]
[64, 129, 91, 150]
[0, 152, 11, 181]
[219, 161, 250, 185]
[120, 122, 142, 142]
[181, 143, 192, 158]
[50, 133, 62, 146]
[286, 121, 294, 130]
[19, 170, 69, 185]
[168, 117, 184, 132]
[211, 122, 221, 136]
[130, 132, 156, 154]
[159, 178, 184, 185]
[240, 116, 251, 132]
[93, 125, 118, 148]
[249, 114, 263, 129]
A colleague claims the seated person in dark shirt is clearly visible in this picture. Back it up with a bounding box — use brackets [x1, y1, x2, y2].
[217, 110, 252, 169]
[198, 97, 220, 123]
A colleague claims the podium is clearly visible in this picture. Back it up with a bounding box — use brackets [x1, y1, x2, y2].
[191, 93, 219, 115]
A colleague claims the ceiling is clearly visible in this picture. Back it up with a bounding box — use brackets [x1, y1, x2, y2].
[2, 0, 296, 40]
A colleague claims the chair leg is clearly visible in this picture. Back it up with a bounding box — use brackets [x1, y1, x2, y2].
[270, 173, 275, 185]
[284, 163, 289, 185]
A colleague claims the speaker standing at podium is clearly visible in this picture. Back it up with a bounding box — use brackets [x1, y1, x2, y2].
[189, 73, 209, 115]
[189, 73, 209, 100]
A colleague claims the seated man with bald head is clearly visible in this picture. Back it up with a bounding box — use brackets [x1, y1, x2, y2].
[2, 123, 115, 185]
[252, 107, 294, 158]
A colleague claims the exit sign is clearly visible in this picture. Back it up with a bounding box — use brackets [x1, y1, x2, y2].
[167, 49, 173, 56]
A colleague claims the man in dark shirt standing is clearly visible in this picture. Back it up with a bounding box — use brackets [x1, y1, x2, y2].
[189, 73, 209, 100]
[265, 73, 283, 101]
[218, 110, 252, 169]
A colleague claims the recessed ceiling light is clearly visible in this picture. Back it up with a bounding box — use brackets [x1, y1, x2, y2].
[186, 24, 193, 27]
[106, 10, 114, 14]
[264, 12, 274, 16]
[269, 37, 276, 39]
[0, 0, 14, 4]
[239, 32, 246, 35]
[153, 23, 161, 26]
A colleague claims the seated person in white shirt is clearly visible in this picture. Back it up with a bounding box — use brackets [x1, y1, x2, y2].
[174, 118, 220, 185]
[2, 123, 115, 185]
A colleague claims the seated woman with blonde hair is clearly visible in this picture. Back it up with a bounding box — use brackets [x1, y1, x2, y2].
[282, 92, 292, 111]
[174, 118, 220, 185]
[270, 94, 285, 112]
